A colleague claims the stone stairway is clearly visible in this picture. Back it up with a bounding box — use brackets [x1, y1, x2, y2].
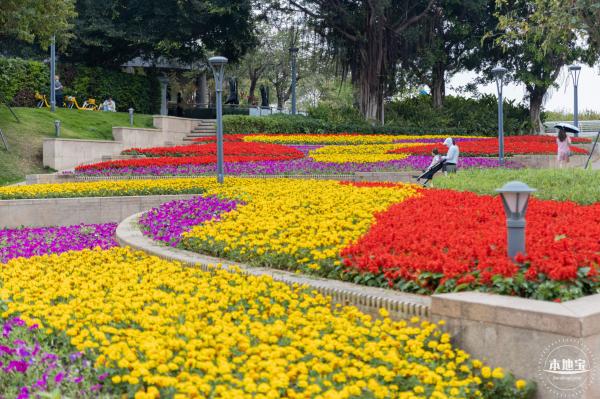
[183, 119, 216, 142]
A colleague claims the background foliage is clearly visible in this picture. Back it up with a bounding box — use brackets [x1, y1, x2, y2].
[0, 57, 160, 114]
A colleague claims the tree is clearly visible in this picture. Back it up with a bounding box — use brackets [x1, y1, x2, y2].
[66, 0, 258, 66]
[400, 0, 491, 108]
[492, 0, 598, 132]
[286, 0, 435, 122]
[0, 0, 76, 46]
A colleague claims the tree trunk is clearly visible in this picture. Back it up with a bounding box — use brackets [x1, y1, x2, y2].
[529, 89, 545, 134]
[431, 63, 445, 108]
[275, 84, 285, 110]
[248, 78, 257, 105]
[354, 9, 386, 122]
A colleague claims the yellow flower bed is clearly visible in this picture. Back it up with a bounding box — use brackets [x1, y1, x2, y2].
[244, 134, 484, 145]
[182, 178, 419, 274]
[308, 144, 418, 164]
[0, 247, 530, 399]
[0, 178, 210, 200]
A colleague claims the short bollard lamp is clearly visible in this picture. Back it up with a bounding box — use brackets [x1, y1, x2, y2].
[496, 181, 536, 259]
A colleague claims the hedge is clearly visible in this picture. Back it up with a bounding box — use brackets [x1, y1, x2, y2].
[224, 115, 498, 136]
[0, 57, 160, 114]
[385, 95, 534, 134]
[0, 58, 47, 107]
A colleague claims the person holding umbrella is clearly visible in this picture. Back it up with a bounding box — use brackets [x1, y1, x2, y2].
[554, 123, 579, 168]
[556, 128, 572, 168]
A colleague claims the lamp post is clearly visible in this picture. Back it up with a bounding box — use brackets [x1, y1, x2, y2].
[289, 47, 299, 115]
[208, 56, 228, 184]
[496, 181, 536, 259]
[492, 66, 508, 166]
[50, 35, 56, 112]
[568, 65, 582, 137]
[128, 108, 134, 126]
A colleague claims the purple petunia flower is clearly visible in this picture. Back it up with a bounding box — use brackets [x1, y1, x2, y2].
[54, 372, 65, 384]
[16, 387, 29, 399]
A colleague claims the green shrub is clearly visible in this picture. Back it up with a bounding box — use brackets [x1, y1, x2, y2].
[0, 57, 47, 103]
[307, 103, 365, 125]
[385, 95, 533, 135]
[435, 168, 600, 204]
[60, 65, 160, 114]
[223, 114, 484, 135]
[0, 57, 160, 114]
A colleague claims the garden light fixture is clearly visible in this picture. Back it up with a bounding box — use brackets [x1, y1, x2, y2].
[208, 56, 228, 184]
[496, 181, 536, 259]
[492, 66, 508, 166]
[568, 65, 582, 137]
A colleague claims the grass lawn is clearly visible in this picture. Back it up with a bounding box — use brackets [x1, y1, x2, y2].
[0, 107, 153, 185]
[435, 168, 600, 204]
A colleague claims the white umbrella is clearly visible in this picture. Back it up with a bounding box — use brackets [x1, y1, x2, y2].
[554, 123, 580, 134]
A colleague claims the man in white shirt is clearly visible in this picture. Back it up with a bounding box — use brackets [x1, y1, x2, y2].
[441, 137, 459, 174]
[102, 97, 116, 112]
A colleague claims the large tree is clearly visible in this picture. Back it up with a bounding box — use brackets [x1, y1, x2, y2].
[65, 0, 257, 66]
[0, 0, 76, 46]
[400, 0, 491, 108]
[286, 0, 434, 121]
[492, 0, 598, 132]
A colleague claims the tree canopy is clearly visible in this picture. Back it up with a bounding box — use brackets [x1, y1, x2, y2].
[0, 0, 76, 47]
[65, 0, 258, 66]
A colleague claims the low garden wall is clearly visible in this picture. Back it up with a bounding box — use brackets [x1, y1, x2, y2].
[25, 172, 417, 185]
[431, 292, 600, 399]
[0, 194, 198, 228]
[43, 116, 198, 171]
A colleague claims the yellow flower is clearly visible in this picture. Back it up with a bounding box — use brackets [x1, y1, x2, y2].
[492, 367, 505, 379]
[481, 366, 492, 378]
[515, 379, 527, 390]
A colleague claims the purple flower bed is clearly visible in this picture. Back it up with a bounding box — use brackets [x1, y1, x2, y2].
[139, 196, 239, 246]
[392, 137, 486, 144]
[0, 317, 108, 398]
[73, 156, 521, 177]
[0, 224, 118, 263]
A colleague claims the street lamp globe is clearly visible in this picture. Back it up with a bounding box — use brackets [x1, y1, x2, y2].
[496, 181, 536, 219]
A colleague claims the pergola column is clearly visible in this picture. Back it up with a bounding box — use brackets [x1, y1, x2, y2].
[158, 75, 169, 115]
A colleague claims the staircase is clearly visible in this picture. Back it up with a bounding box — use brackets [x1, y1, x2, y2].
[183, 119, 217, 142]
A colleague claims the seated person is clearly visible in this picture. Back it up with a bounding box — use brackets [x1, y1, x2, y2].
[102, 97, 116, 112]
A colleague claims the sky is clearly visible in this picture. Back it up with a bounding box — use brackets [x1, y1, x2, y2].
[447, 65, 600, 113]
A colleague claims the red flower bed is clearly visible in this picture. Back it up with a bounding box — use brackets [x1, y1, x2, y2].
[341, 189, 600, 300]
[389, 136, 589, 156]
[121, 142, 302, 158]
[192, 134, 246, 143]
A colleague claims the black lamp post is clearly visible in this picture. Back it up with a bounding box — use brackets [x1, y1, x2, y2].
[289, 47, 299, 115]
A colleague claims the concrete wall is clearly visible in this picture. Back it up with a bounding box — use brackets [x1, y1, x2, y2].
[43, 139, 123, 171]
[431, 292, 600, 399]
[43, 116, 200, 171]
[0, 194, 198, 228]
[152, 116, 198, 134]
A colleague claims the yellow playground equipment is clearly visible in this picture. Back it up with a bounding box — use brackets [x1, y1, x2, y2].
[66, 96, 99, 111]
[35, 92, 49, 108]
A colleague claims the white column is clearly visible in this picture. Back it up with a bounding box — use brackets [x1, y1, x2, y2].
[158, 75, 169, 116]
